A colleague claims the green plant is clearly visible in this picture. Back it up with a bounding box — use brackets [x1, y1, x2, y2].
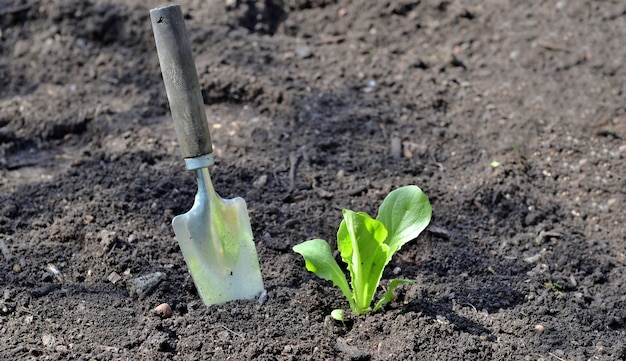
[293, 185, 432, 315]
[544, 280, 565, 298]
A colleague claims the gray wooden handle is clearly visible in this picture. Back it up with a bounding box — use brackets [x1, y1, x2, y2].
[150, 5, 212, 159]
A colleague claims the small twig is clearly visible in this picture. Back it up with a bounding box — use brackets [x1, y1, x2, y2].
[315, 35, 346, 45]
[96, 344, 121, 353]
[538, 43, 571, 53]
[272, 170, 281, 187]
[460, 302, 477, 313]
[429, 155, 446, 171]
[548, 352, 567, 361]
[17, 306, 35, 316]
[304, 195, 310, 217]
[378, 123, 389, 141]
[220, 325, 244, 340]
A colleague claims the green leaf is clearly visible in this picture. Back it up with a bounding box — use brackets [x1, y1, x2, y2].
[330, 309, 346, 321]
[377, 185, 432, 254]
[337, 210, 390, 314]
[372, 279, 414, 312]
[293, 239, 354, 310]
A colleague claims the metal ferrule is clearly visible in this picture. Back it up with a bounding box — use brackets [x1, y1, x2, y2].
[184, 154, 214, 170]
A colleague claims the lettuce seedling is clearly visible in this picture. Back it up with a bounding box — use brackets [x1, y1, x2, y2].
[293, 185, 432, 315]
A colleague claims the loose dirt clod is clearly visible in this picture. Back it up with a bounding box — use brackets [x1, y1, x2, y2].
[336, 337, 366, 359]
[126, 272, 166, 299]
[154, 303, 172, 318]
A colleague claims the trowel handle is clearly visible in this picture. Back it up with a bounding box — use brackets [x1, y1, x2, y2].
[150, 5, 212, 160]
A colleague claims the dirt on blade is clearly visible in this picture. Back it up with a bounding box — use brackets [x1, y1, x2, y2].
[1, 0, 625, 360]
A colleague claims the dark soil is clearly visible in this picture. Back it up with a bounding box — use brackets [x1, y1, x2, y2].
[1, 0, 625, 359]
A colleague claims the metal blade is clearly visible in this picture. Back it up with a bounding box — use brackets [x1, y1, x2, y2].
[173, 168, 264, 305]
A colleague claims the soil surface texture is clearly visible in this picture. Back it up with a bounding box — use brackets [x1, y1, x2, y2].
[1, 0, 625, 360]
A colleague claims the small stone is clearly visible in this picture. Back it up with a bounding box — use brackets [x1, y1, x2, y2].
[390, 137, 402, 159]
[154, 303, 172, 318]
[336, 337, 366, 359]
[295, 44, 313, 59]
[252, 174, 268, 188]
[107, 272, 122, 284]
[607, 198, 617, 209]
[534, 324, 545, 332]
[523, 252, 543, 263]
[127, 272, 166, 298]
[314, 187, 333, 199]
[98, 230, 117, 248]
[257, 289, 268, 306]
[42, 334, 56, 348]
[283, 219, 299, 228]
[403, 144, 413, 159]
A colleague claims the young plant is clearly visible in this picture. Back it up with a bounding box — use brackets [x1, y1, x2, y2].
[293, 185, 432, 315]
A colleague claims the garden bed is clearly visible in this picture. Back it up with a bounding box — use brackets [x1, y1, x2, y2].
[1, 0, 625, 359]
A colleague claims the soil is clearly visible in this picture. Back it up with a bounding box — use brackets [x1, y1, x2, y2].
[1, 0, 625, 360]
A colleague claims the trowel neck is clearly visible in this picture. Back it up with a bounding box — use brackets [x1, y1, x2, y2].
[195, 167, 215, 196]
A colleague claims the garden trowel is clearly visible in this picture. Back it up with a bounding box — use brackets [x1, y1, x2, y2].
[150, 5, 264, 306]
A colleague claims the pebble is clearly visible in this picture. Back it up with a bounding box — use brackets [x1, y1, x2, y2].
[42, 334, 56, 348]
[252, 174, 268, 188]
[390, 137, 402, 159]
[257, 289, 268, 306]
[107, 272, 122, 284]
[336, 337, 366, 359]
[127, 272, 166, 298]
[295, 44, 313, 59]
[154, 303, 172, 318]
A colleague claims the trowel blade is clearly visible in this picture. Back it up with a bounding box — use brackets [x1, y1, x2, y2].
[173, 168, 264, 306]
